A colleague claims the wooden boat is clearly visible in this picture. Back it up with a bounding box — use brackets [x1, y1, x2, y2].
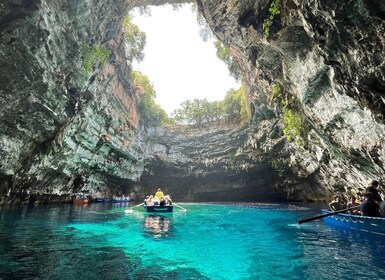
[145, 205, 173, 213]
[321, 209, 385, 236]
[112, 196, 131, 203]
[73, 198, 89, 205]
[94, 198, 110, 203]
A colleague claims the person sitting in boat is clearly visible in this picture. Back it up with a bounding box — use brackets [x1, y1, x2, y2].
[365, 180, 382, 203]
[380, 201, 385, 217]
[144, 196, 149, 205]
[153, 196, 160, 206]
[146, 195, 154, 206]
[329, 195, 345, 211]
[164, 195, 172, 205]
[360, 192, 380, 217]
[346, 195, 360, 214]
[159, 197, 166, 207]
[155, 188, 164, 200]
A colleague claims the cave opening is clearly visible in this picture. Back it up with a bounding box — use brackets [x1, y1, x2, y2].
[123, 4, 271, 202]
[129, 3, 241, 122]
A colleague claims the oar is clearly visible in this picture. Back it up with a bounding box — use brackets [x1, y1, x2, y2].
[132, 202, 144, 208]
[298, 205, 360, 224]
[124, 202, 144, 213]
[173, 203, 187, 212]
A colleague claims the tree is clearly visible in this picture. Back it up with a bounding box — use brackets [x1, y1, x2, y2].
[171, 83, 250, 126]
[191, 3, 214, 42]
[223, 83, 250, 122]
[223, 89, 241, 122]
[131, 70, 172, 126]
[214, 40, 242, 81]
[123, 16, 146, 64]
[172, 100, 196, 125]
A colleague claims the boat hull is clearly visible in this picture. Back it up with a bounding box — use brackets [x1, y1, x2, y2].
[112, 200, 131, 203]
[94, 198, 110, 203]
[73, 199, 89, 205]
[322, 209, 385, 236]
[145, 205, 173, 213]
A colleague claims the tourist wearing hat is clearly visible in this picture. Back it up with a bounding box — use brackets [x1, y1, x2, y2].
[155, 188, 164, 200]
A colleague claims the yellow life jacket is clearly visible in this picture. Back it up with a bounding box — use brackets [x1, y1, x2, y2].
[155, 191, 164, 199]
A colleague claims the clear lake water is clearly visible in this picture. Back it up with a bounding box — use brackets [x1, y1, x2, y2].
[0, 202, 384, 280]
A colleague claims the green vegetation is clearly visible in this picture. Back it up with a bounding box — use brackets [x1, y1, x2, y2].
[81, 44, 110, 74]
[214, 40, 242, 81]
[272, 83, 286, 106]
[191, 2, 243, 82]
[283, 109, 305, 145]
[172, 83, 250, 126]
[191, 3, 213, 42]
[125, 8, 249, 128]
[135, 6, 151, 16]
[191, 3, 241, 81]
[223, 83, 251, 122]
[262, 0, 281, 36]
[123, 16, 146, 64]
[273, 83, 307, 146]
[172, 99, 222, 126]
[123, 15, 165, 126]
[131, 70, 172, 126]
[134, 82, 250, 127]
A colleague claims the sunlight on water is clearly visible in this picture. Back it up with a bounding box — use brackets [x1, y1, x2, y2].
[1, 203, 385, 279]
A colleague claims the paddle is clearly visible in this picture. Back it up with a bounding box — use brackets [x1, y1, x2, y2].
[132, 202, 144, 208]
[124, 202, 144, 213]
[298, 205, 360, 224]
[173, 202, 187, 212]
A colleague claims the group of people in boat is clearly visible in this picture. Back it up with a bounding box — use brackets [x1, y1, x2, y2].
[112, 194, 130, 202]
[144, 188, 172, 207]
[329, 180, 385, 217]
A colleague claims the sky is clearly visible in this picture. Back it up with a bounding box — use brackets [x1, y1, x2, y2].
[131, 4, 240, 115]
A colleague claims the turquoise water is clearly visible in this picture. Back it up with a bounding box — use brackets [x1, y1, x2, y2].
[0, 202, 384, 279]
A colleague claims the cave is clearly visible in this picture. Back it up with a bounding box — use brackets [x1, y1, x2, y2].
[0, 0, 384, 205]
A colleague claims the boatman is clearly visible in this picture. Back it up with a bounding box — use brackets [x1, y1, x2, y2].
[365, 180, 382, 203]
[155, 188, 164, 200]
[360, 192, 380, 217]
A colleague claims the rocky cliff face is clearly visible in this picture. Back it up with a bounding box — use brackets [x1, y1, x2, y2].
[0, 0, 145, 204]
[139, 123, 292, 202]
[1, 0, 384, 204]
[197, 0, 385, 199]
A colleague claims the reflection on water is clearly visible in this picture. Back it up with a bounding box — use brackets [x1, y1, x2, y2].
[1, 203, 385, 279]
[143, 215, 172, 239]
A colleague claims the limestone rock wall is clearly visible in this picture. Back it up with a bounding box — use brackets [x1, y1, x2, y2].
[0, 0, 144, 204]
[1, 0, 385, 204]
[138, 119, 330, 201]
[198, 0, 385, 199]
[139, 124, 280, 201]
